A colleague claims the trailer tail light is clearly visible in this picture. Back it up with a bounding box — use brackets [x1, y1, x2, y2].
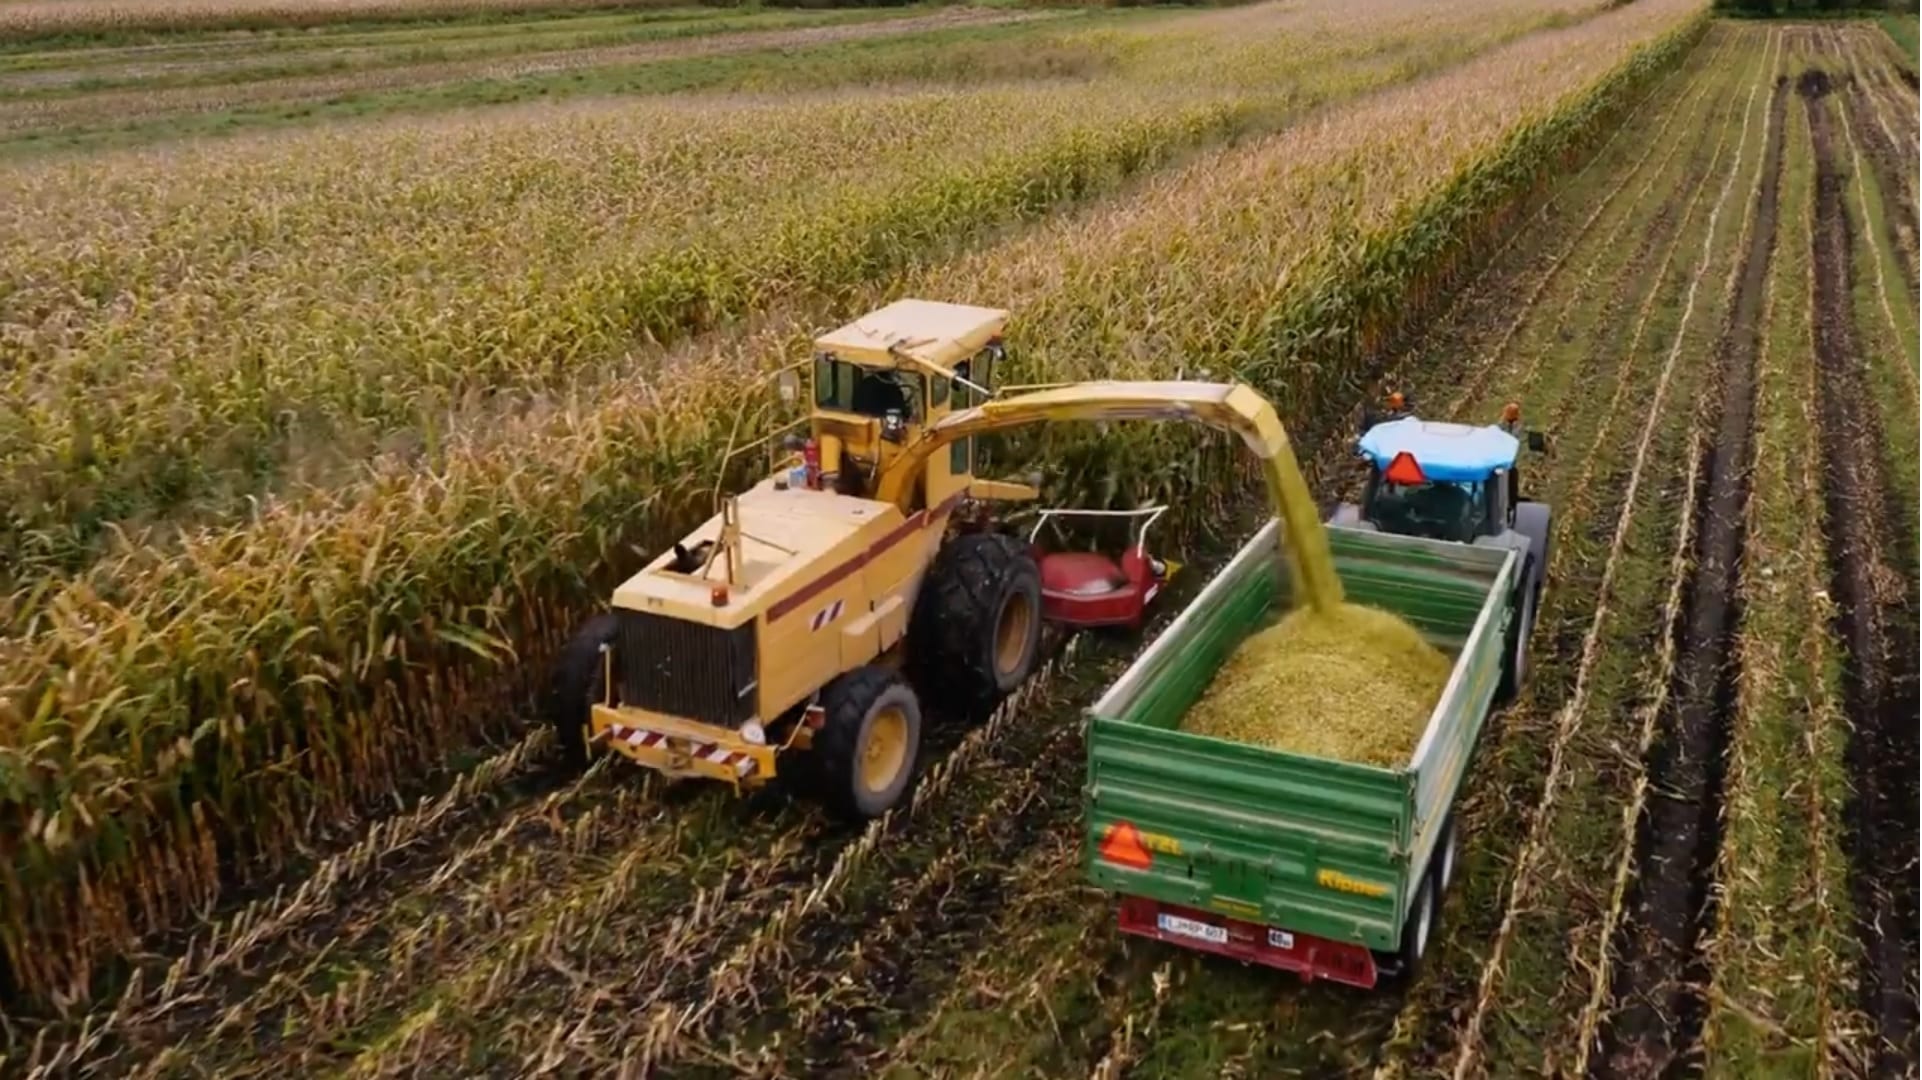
[1384, 450, 1426, 486]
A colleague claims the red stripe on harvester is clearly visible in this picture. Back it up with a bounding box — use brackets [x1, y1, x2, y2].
[766, 491, 966, 622]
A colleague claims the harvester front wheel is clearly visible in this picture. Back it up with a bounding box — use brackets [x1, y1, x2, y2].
[911, 531, 1042, 715]
[815, 666, 924, 821]
[546, 614, 619, 767]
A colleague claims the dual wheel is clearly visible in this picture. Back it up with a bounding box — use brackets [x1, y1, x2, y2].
[1375, 813, 1459, 983]
[545, 531, 1042, 822]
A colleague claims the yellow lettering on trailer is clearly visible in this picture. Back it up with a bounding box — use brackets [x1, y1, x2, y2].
[1138, 831, 1183, 856]
[1316, 869, 1390, 898]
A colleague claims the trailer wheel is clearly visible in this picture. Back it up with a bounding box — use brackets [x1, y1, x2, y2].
[545, 613, 619, 767]
[1495, 564, 1538, 706]
[814, 666, 923, 821]
[911, 531, 1042, 714]
[1436, 814, 1461, 895]
[1377, 869, 1437, 983]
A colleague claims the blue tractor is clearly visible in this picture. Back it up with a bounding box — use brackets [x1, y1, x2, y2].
[1330, 394, 1553, 704]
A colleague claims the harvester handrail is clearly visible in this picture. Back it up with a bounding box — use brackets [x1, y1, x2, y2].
[889, 343, 992, 399]
[1026, 504, 1169, 545]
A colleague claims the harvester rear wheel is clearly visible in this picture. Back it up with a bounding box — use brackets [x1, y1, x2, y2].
[815, 665, 924, 821]
[546, 613, 619, 767]
[911, 531, 1042, 715]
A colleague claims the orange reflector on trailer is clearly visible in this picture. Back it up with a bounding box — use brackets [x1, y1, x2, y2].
[1384, 450, 1427, 486]
[1099, 821, 1154, 870]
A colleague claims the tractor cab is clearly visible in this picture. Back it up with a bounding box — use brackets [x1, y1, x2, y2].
[1344, 398, 1547, 545]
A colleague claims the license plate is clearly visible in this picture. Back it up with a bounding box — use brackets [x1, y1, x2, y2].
[1268, 929, 1296, 950]
[1157, 913, 1227, 945]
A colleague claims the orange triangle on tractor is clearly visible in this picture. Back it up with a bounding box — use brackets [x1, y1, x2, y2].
[1384, 450, 1427, 486]
[1099, 821, 1154, 870]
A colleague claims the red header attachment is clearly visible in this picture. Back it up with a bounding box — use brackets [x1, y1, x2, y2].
[1384, 450, 1427, 486]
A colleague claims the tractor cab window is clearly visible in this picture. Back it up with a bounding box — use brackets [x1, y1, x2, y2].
[814, 356, 923, 421]
[1368, 478, 1487, 543]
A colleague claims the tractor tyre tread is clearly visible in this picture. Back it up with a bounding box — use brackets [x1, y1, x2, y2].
[546, 613, 619, 768]
[814, 665, 923, 822]
[910, 530, 1042, 714]
[1496, 561, 1538, 706]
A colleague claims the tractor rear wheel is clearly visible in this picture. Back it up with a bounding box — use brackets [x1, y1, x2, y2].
[546, 613, 619, 767]
[1496, 564, 1538, 706]
[911, 531, 1042, 715]
[814, 665, 924, 821]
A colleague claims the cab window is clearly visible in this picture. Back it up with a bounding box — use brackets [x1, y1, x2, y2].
[1368, 478, 1486, 543]
[950, 359, 976, 474]
[814, 356, 922, 420]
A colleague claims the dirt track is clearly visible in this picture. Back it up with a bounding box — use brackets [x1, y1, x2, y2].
[1597, 67, 1786, 1077]
[1804, 64, 1921, 1076]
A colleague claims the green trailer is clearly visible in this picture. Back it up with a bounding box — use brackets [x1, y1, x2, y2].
[1083, 518, 1523, 989]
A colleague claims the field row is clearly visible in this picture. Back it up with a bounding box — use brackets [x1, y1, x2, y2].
[0, 5, 1051, 143]
[0, 0, 874, 45]
[0, 5, 909, 91]
[0, 0, 1702, 1039]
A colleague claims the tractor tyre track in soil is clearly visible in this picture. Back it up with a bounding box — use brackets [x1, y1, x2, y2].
[1836, 72, 1920, 298]
[1426, 32, 1765, 1074]
[1415, 30, 1729, 422]
[1803, 66, 1921, 1076]
[1367, 33, 1744, 1075]
[1595, 69, 1786, 1079]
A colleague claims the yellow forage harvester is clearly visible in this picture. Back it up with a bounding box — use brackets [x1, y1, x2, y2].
[1182, 602, 1452, 768]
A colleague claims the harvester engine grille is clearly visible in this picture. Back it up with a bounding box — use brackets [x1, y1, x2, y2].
[617, 610, 757, 725]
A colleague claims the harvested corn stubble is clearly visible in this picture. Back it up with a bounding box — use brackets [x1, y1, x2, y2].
[1182, 602, 1452, 767]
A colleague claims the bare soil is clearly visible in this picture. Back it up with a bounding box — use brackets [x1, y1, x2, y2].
[1803, 65, 1921, 1077]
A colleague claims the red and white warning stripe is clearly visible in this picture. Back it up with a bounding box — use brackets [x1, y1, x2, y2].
[604, 722, 757, 777]
[809, 598, 846, 632]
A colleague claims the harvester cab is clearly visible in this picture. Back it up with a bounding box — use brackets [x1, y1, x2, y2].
[545, 299, 1336, 824]
[795, 299, 1016, 508]
[1333, 395, 1554, 703]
